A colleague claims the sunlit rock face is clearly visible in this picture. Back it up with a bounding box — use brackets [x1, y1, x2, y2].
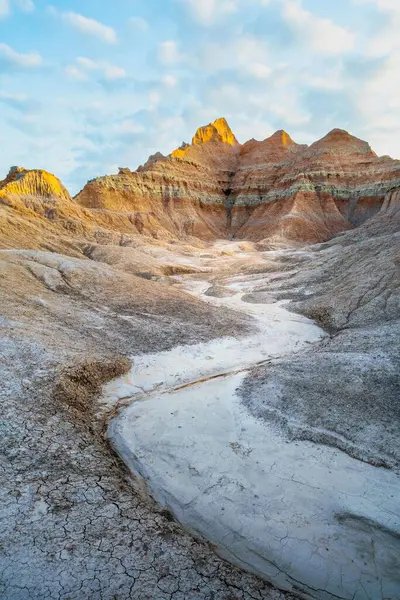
[0, 166, 72, 203]
[192, 117, 239, 147]
[72, 119, 400, 244]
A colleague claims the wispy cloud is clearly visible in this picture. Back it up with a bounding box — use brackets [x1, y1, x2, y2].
[282, 0, 356, 56]
[50, 7, 118, 44]
[16, 0, 34, 12]
[178, 0, 238, 25]
[130, 16, 148, 31]
[201, 36, 272, 80]
[162, 74, 178, 87]
[65, 65, 89, 81]
[353, 0, 400, 56]
[0, 0, 34, 18]
[66, 57, 126, 81]
[0, 0, 9, 18]
[158, 41, 182, 65]
[0, 91, 33, 109]
[347, 0, 400, 155]
[0, 42, 42, 68]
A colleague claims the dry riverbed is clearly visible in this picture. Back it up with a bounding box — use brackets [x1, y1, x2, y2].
[104, 244, 400, 600]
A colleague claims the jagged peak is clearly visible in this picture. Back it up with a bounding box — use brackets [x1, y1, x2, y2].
[1, 166, 29, 188]
[171, 142, 190, 159]
[137, 151, 168, 171]
[312, 128, 376, 155]
[0, 166, 71, 201]
[171, 118, 238, 160]
[264, 130, 296, 147]
[192, 118, 238, 147]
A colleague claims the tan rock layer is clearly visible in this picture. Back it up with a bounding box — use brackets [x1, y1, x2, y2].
[2, 120, 400, 247]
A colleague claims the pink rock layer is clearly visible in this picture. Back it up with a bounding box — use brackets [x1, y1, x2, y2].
[10, 118, 400, 245]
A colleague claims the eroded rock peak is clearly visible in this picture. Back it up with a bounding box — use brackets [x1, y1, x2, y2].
[264, 130, 296, 147]
[0, 166, 71, 202]
[312, 128, 376, 155]
[171, 118, 238, 159]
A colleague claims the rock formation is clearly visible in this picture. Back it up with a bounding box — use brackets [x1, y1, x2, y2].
[74, 119, 400, 245]
[2, 119, 399, 247]
[0, 166, 71, 203]
[0, 117, 399, 600]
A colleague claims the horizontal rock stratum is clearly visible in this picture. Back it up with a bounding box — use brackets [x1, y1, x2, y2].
[1, 118, 400, 247]
[0, 116, 399, 600]
[75, 118, 400, 244]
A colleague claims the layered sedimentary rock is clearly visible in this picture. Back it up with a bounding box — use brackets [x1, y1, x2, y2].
[0, 166, 71, 203]
[1, 120, 399, 600]
[2, 119, 400, 247]
[75, 119, 400, 244]
[76, 118, 240, 240]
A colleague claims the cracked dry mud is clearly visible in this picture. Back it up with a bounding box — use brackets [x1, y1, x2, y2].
[1, 247, 297, 600]
[1, 216, 399, 599]
[107, 236, 399, 600]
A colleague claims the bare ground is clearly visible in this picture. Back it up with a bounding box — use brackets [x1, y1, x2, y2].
[0, 248, 295, 600]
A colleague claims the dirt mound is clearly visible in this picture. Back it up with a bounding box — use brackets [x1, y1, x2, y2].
[55, 357, 131, 417]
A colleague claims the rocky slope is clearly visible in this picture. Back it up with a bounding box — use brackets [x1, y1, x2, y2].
[74, 119, 400, 245]
[2, 119, 400, 248]
[0, 118, 399, 600]
[1, 247, 295, 600]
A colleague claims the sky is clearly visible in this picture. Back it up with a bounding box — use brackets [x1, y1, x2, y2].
[0, 0, 399, 194]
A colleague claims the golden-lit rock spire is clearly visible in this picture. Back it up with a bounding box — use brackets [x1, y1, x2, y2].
[172, 118, 238, 158]
[0, 166, 71, 202]
[192, 117, 239, 146]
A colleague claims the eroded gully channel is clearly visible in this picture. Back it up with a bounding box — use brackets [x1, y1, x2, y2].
[102, 245, 400, 600]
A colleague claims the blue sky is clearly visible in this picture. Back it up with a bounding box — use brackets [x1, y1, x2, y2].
[0, 0, 399, 193]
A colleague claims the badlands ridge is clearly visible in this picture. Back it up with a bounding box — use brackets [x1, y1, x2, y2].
[0, 119, 399, 600]
[2, 117, 400, 251]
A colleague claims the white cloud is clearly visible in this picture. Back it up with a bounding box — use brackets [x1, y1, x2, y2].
[202, 36, 271, 80]
[159, 41, 181, 65]
[15, 0, 34, 12]
[149, 91, 161, 108]
[353, 0, 400, 57]
[178, 0, 238, 25]
[159, 115, 186, 133]
[130, 16, 148, 31]
[103, 65, 126, 80]
[76, 57, 98, 70]
[1, 0, 34, 18]
[246, 62, 272, 80]
[51, 8, 118, 44]
[0, 43, 42, 68]
[308, 65, 346, 91]
[282, 0, 356, 56]
[355, 55, 400, 136]
[162, 74, 178, 87]
[267, 100, 310, 126]
[0, 90, 28, 104]
[0, 0, 9, 17]
[113, 120, 145, 135]
[349, 0, 400, 157]
[65, 65, 89, 81]
[67, 57, 126, 81]
[354, 0, 399, 10]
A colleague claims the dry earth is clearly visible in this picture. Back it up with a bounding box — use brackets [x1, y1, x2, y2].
[0, 127, 399, 600]
[1, 243, 300, 600]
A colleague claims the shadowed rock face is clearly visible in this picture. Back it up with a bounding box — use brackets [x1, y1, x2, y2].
[73, 119, 400, 244]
